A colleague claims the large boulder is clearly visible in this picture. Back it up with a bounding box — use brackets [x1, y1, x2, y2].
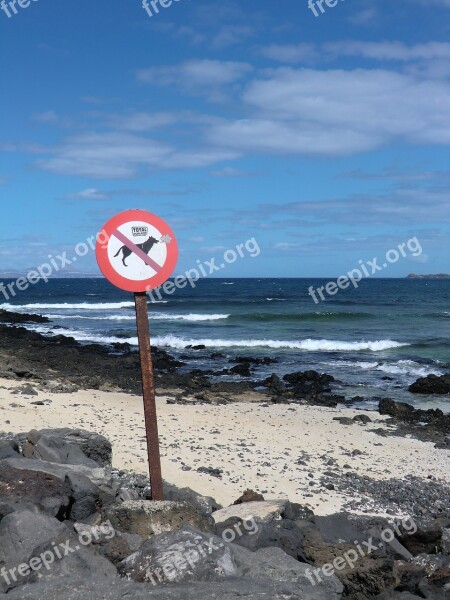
[0, 511, 67, 565]
[212, 500, 292, 526]
[232, 544, 343, 599]
[0, 465, 71, 519]
[0, 457, 117, 520]
[117, 525, 237, 584]
[163, 482, 221, 516]
[409, 374, 450, 395]
[213, 499, 315, 561]
[19, 529, 118, 590]
[33, 428, 113, 467]
[118, 525, 343, 599]
[22, 430, 100, 468]
[73, 520, 144, 566]
[301, 513, 414, 599]
[0, 457, 117, 502]
[0, 511, 68, 593]
[66, 472, 103, 521]
[105, 500, 214, 539]
[4, 529, 117, 590]
[378, 400, 450, 430]
[397, 518, 450, 556]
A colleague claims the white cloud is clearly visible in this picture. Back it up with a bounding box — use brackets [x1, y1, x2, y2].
[64, 188, 109, 200]
[136, 59, 252, 86]
[36, 131, 238, 179]
[37, 132, 173, 178]
[260, 40, 450, 65]
[325, 41, 450, 62]
[207, 68, 450, 156]
[348, 7, 378, 25]
[32, 110, 60, 123]
[136, 59, 253, 99]
[259, 43, 318, 64]
[210, 167, 257, 177]
[106, 112, 177, 131]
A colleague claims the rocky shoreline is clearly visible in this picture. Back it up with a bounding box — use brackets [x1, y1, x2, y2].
[0, 310, 449, 449]
[0, 427, 448, 599]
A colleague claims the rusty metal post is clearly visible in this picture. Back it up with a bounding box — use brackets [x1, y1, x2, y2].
[134, 291, 164, 500]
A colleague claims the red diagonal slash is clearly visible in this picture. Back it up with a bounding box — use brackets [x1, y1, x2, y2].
[113, 229, 162, 272]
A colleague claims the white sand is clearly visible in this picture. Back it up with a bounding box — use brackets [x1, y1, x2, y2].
[1, 378, 448, 515]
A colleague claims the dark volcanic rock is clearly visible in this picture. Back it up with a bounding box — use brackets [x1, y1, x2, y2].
[231, 356, 277, 365]
[117, 526, 237, 583]
[379, 398, 450, 440]
[118, 525, 343, 598]
[233, 489, 265, 504]
[353, 414, 372, 424]
[29, 428, 113, 468]
[260, 370, 339, 407]
[0, 465, 71, 519]
[409, 374, 450, 395]
[0, 441, 20, 460]
[229, 362, 252, 377]
[398, 519, 450, 555]
[22, 430, 100, 468]
[104, 499, 214, 538]
[0, 310, 49, 324]
[0, 511, 68, 578]
[163, 482, 222, 516]
[263, 374, 286, 395]
[283, 370, 334, 390]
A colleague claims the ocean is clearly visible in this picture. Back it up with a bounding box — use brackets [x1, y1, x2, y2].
[2, 278, 449, 412]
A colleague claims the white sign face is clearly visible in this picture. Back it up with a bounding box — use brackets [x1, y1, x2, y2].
[107, 220, 168, 281]
[96, 209, 178, 293]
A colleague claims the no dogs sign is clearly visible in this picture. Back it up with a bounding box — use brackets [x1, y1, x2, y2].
[96, 209, 178, 293]
[96, 209, 179, 501]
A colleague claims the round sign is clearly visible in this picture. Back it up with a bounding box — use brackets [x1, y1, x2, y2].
[96, 210, 178, 292]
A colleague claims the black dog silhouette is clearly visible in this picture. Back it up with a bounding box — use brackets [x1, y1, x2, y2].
[114, 236, 159, 267]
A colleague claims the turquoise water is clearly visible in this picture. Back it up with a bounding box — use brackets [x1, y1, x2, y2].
[2, 278, 450, 411]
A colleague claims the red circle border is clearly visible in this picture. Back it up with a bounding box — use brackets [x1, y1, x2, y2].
[96, 209, 178, 292]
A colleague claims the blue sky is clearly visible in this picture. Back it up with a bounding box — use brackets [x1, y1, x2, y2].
[0, 0, 449, 277]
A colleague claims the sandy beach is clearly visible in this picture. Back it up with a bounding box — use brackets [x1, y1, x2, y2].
[2, 377, 448, 516]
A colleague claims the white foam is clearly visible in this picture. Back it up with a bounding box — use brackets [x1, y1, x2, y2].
[44, 312, 229, 323]
[151, 335, 408, 352]
[377, 360, 442, 377]
[324, 359, 442, 378]
[152, 313, 229, 322]
[0, 302, 136, 311]
[26, 325, 139, 346]
[44, 314, 137, 322]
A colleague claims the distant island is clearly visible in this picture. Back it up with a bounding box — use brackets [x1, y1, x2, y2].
[407, 273, 450, 279]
